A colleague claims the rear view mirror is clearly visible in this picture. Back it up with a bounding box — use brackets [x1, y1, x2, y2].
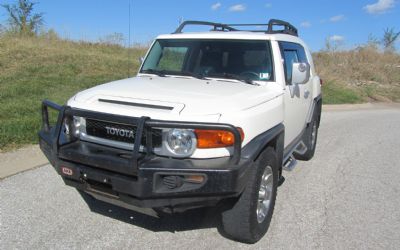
[291, 62, 310, 84]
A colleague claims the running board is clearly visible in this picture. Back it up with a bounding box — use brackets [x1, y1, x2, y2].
[294, 141, 307, 155]
[283, 155, 297, 171]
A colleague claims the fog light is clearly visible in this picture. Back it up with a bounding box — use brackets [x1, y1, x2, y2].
[163, 175, 183, 189]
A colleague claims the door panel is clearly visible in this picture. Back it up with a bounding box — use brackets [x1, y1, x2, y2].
[279, 42, 312, 147]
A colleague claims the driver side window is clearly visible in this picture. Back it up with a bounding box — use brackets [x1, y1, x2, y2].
[279, 42, 308, 85]
[282, 50, 299, 84]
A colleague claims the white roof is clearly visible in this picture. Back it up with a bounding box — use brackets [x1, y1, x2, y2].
[157, 31, 304, 44]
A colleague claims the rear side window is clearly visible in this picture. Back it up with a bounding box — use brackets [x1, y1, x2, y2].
[279, 42, 308, 84]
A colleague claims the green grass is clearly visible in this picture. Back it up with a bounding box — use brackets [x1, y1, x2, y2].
[0, 35, 399, 150]
[0, 35, 146, 150]
[321, 81, 363, 104]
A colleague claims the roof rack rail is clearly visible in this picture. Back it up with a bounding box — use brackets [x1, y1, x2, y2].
[173, 21, 238, 34]
[267, 19, 298, 36]
[173, 19, 298, 37]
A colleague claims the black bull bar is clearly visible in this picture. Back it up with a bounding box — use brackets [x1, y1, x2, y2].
[40, 100, 243, 174]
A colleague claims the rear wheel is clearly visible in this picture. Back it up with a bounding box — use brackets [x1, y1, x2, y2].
[221, 147, 278, 243]
[294, 114, 319, 161]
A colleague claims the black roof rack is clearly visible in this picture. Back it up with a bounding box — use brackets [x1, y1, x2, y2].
[174, 21, 238, 33]
[173, 19, 298, 37]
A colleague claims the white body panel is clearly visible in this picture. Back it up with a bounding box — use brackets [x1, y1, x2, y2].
[68, 31, 321, 158]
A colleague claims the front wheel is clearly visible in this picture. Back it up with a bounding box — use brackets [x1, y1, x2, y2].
[221, 147, 278, 243]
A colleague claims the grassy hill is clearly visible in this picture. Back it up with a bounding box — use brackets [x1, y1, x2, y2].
[314, 48, 400, 104]
[0, 35, 146, 150]
[0, 35, 399, 150]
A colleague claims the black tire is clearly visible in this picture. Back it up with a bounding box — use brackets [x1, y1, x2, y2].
[294, 113, 319, 161]
[221, 147, 278, 243]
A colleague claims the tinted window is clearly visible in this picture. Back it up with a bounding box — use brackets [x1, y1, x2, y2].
[282, 50, 298, 83]
[141, 39, 274, 82]
[279, 42, 308, 84]
[157, 47, 188, 71]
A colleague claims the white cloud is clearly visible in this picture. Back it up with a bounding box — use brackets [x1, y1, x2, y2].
[330, 35, 345, 42]
[211, 2, 222, 11]
[363, 0, 395, 14]
[330, 15, 345, 22]
[229, 4, 246, 12]
[300, 21, 311, 28]
[265, 3, 272, 8]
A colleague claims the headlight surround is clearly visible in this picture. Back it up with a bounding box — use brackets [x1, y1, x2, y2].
[165, 129, 197, 157]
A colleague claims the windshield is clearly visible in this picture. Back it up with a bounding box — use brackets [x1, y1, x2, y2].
[140, 39, 274, 82]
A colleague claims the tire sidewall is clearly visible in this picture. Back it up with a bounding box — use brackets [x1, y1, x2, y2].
[308, 113, 319, 154]
[249, 148, 279, 240]
[309, 118, 318, 152]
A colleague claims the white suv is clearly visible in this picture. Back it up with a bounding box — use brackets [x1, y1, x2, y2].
[39, 19, 322, 243]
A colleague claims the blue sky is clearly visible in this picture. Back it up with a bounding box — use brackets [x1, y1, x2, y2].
[0, 0, 399, 51]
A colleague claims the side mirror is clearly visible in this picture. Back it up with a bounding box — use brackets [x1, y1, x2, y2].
[291, 62, 310, 84]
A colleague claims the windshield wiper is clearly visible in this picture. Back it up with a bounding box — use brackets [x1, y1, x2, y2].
[141, 69, 167, 77]
[209, 73, 257, 85]
[141, 69, 206, 80]
[180, 71, 207, 80]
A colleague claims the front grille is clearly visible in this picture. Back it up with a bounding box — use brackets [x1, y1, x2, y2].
[85, 119, 162, 147]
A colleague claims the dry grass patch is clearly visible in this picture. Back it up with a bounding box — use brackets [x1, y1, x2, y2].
[314, 48, 400, 102]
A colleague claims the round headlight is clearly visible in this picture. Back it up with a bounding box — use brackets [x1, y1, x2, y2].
[166, 129, 196, 156]
[73, 116, 82, 137]
[73, 116, 81, 128]
[63, 116, 81, 140]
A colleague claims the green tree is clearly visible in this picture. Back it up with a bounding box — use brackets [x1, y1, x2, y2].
[382, 28, 400, 53]
[1, 0, 44, 36]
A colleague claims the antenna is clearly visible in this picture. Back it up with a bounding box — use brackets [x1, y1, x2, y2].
[128, 0, 131, 77]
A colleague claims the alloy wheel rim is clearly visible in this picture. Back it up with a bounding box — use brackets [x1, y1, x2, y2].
[257, 166, 273, 224]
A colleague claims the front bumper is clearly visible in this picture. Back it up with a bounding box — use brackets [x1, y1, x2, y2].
[39, 100, 253, 211]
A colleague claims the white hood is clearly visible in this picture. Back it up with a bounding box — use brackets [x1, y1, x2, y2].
[68, 76, 282, 121]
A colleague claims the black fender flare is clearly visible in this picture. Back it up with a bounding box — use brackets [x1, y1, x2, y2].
[241, 124, 285, 169]
[307, 95, 322, 127]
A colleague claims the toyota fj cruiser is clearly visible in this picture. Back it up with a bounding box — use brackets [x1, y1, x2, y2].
[39, 19, 322, 243]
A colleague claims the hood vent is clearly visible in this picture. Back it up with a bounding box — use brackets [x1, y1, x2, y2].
[98, 99, 174, 111]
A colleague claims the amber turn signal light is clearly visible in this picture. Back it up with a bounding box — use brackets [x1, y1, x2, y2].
[195, 128, 244, 148]
[184, 175, 205, 184]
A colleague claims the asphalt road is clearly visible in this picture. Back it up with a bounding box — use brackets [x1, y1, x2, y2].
[1, 105, 400, 249]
